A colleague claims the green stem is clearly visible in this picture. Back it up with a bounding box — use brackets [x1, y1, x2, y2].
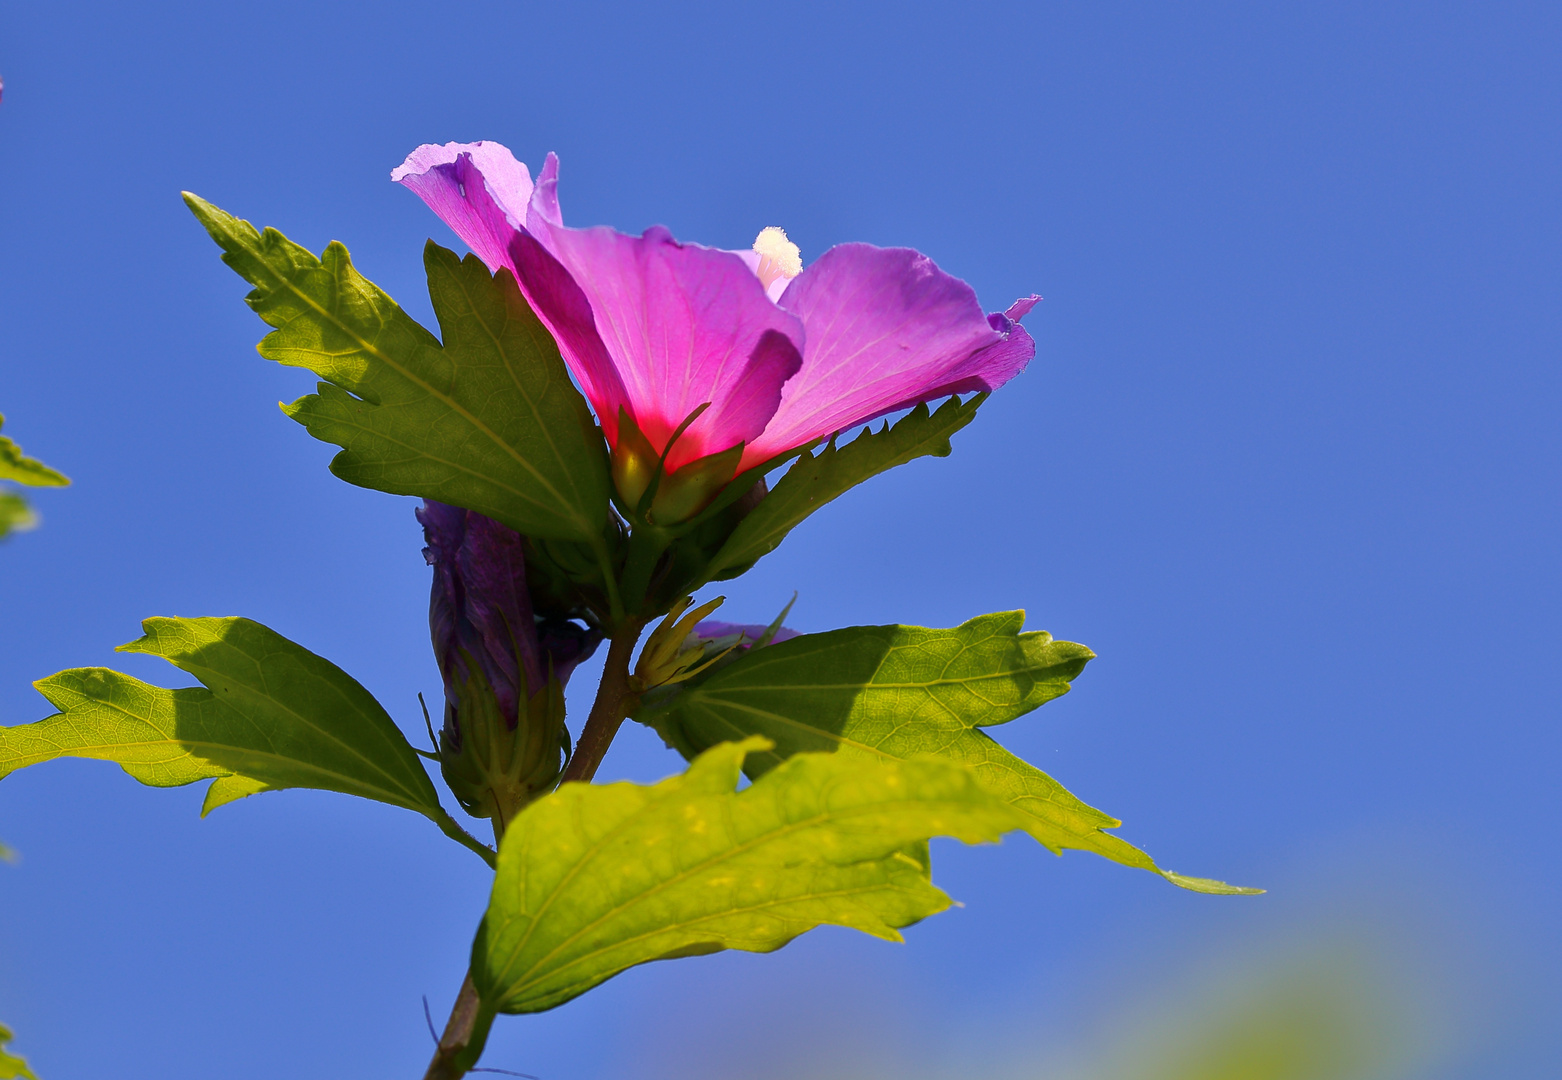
[618, 528, 671, 617]
[558, 627, 644, 786]
[589, 532, 626, 625]
[420, 625, 642, 1079]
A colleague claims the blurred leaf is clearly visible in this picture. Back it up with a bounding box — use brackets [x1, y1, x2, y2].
[0, 1024, 37, 1080]
[699, 395, 982, 584]
[640, 613, 1259, 895]
[4, 617, 441, 818]
[184, 195, 611, 543]
[0, 414, 69, 488]
[474, 737, 1022, 1015]
[1069, 945, 1415, 1080]
[0, 413, 68, 541]
[0, 493, 35, 540]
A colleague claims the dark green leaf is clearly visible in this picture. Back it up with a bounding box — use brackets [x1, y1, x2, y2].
[473, 737, 1023, 1014]
[640, 613, 1260, 895]
[4, 617, 440, 818]
[184, 194, 611, 543]
[698, 395, 983, 584]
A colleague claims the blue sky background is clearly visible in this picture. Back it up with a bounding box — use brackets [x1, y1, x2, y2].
[2, 2, 1557, 1077]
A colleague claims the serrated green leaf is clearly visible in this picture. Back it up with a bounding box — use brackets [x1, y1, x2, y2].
[699, 395, 983, 584]
[473, 737, 1023, 1015]
[0, 1023, 37, 1080]
[639, 613, 1260, 896]
[184, 194, 611, 543]
[3, 617, 441, 818]
[0, 414, 69, 489]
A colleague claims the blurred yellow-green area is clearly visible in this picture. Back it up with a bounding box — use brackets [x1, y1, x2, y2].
[1048, 943, 1425, 1080]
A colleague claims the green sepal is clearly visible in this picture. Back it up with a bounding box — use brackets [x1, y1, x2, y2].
[184, 195, 611, 543]
[439, 658, 569, 832]
[471, 737, 1024, 1015]
[2, 617, 493, 864]
[696, 395, 983, 586]
[638, 613, 1261, 895]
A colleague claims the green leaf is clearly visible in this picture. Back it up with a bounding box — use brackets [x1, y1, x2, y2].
[473, 737, 1023, 1015]
[639, 613, 1260, 896]
[0, 1023, 38, 1080]
[0, 493, 36, 540]
[3, 616, 442, 819]
[699, 395, 983, 584]
[0, 414, 69, 489]
[183, 194, 611, 543]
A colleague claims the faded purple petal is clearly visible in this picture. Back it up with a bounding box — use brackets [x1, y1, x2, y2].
[693, 621, 801, 647]
[393, 142, 533, 275]
[536, 618, 603, 685]
[522, 220, 804, 471]
[1004, 295, 1042, 322]
[419, 501, 540, 729]
[419, 500, 601, 734]
[749, 244, 1036, 459]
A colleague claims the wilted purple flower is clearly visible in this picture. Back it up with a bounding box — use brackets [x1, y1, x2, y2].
[419, 500, 602, 819]
[421, 501, 600, 719]
[394, 142, 1038, 516]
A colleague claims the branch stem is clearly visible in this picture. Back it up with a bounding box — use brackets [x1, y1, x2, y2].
[421, 973, 492, 1080]
[421, 622, 643, 1079]
[559, 627, 643, 786]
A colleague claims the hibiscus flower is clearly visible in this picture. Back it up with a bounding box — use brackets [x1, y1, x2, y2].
[394, 141, 1038, 518]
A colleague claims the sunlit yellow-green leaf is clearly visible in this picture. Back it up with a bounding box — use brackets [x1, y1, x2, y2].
[640, 613, 1259, 895]
[5, 618, 438, 816]
[473, 738, 1024, 1015]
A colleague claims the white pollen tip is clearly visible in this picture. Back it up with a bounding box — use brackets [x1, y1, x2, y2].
[752, 227, 802, 281]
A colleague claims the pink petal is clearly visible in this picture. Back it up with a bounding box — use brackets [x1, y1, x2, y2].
[506, 230, 633, 446]
[748, 244, 1036, 459]
[392, 142, 534, 275]
[523, 220, 804, 471]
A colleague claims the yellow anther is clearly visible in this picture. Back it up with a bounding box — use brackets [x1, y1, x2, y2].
[752, 227, 802, 291]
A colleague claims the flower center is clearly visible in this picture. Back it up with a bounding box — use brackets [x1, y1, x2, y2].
[752, 227, 802, 292]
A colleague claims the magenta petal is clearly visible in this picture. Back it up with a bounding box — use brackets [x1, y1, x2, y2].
[526, 221, 805, 471]
[528, 152, 564, 229]
[393, 142, 534, 275]
[750, 245, 1036, 458]
[1004, 295, 1042, 322]
[508, 230, 632, 446]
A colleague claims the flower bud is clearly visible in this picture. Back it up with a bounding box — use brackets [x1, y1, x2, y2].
[419, 501, 603, 829]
